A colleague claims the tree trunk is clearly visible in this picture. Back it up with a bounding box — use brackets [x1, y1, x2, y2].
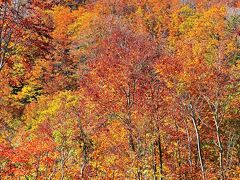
[153, 141, 157, 180]
[188, 103, 205, 179]
[157, 130, 163, 180]
[212, 102, 224, 180]
[191, 115, 205, 179]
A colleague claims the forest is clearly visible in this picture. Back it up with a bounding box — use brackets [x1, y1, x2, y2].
[0, 0, 239, 179]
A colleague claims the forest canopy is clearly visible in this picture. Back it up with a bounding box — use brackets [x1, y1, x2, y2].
[0, 0, 239, 179]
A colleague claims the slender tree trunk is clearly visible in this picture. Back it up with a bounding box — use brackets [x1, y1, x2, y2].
[191, 115, 205, 179]
[124, 83, 136, 152]
[80, 142, 87, 180]
[157, 129, 163, 180]
[153, 141, 157, 180]
[212, 103, 224, 180]
[215, 122, 224, 180]
[188, 103, 205, 179]
[80, 161, 86, 179]
[77, 118, 91, 180]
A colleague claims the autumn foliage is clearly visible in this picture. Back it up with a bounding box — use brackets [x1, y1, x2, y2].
[0, 0, 239, 179]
